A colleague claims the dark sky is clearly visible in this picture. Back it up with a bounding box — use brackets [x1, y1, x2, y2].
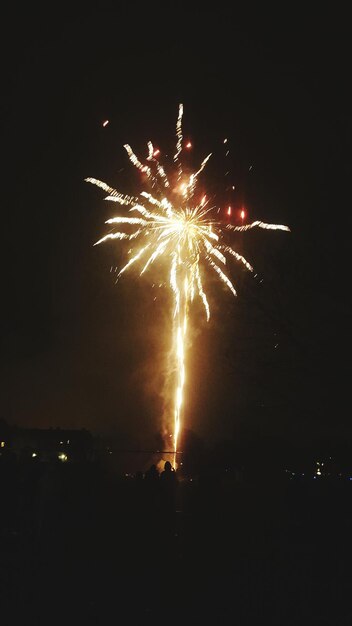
[2, 6, 351, 452]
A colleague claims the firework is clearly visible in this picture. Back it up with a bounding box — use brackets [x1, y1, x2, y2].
[86, 104, 290, 468]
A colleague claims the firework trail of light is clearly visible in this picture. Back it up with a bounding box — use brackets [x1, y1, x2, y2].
[86, 104, 290, 468]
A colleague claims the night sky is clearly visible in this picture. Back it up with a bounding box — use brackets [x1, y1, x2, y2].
[2, 7, 351, 453]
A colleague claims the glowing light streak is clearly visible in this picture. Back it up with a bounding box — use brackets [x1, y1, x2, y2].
[174, 103, 183, 181]
[226, 220, 290, 233]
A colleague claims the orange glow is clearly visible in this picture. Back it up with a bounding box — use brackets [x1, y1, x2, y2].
[240, 209, 245, 220]
[185, 141, 192, 149]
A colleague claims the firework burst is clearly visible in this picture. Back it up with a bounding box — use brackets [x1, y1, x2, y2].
[86, 104, 290, 467]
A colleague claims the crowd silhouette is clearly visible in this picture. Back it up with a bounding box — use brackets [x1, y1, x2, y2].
[2, 450, 352, 624]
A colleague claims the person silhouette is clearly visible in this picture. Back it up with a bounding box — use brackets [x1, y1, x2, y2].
[144, 464, 159, 482]
[144, 463, 160, 512]
[160, 461, 178, 513]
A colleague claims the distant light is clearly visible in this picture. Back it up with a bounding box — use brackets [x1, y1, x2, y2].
[240, 209, 245, 221]
[67, 439, 70, 444]
[223, 138, 228, 144]
[102, 120, 109, 127]
[227, 206, 232, 216]
[0, 441, 5, 448]
[232, 185, 235, 190]
[185, 141, 192, 149]
[32, 452, 37, 458]
[58, 453, 68, 462]
[60, 441, 63, 445]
